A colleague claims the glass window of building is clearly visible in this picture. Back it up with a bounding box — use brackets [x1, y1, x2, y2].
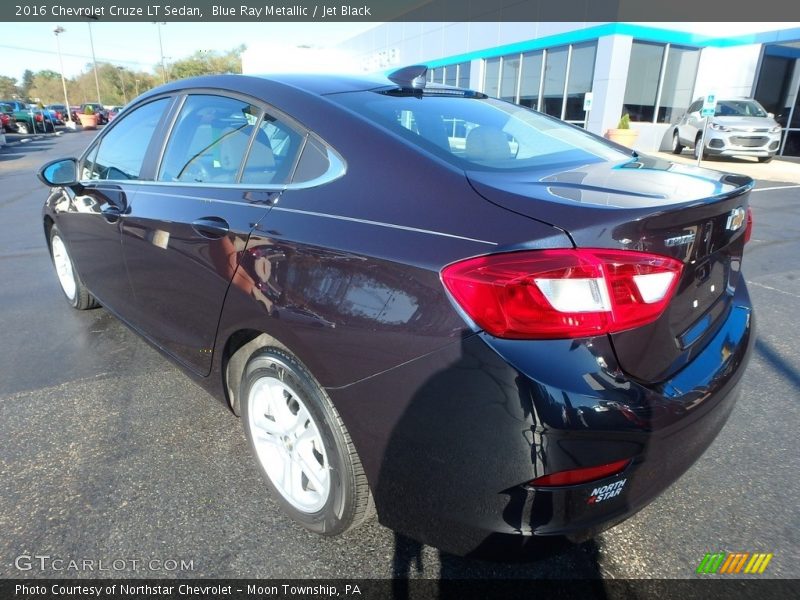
[542, 46, 569, 118]
[658, 45, 701, 123]
[500, 55, 521, 103]
[564, 42, 597, 122]
[445, 65, 457, 86]
[457, 62, 471, 89]
[480, 42, 596, 125]
[519, 51, 543, 110]
[483, 57, 501, 98]
[623, 42, 664, 122]
[624, 41, 700, 123]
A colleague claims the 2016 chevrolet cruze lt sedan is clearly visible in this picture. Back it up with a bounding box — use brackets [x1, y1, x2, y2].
[38, 67, 754, 555]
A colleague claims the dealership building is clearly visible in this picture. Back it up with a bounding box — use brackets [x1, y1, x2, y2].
[337, 22, 800, 156]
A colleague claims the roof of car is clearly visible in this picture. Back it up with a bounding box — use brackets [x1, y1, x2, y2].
[251, 72, 395, 95]
[143, 72, 420, 99]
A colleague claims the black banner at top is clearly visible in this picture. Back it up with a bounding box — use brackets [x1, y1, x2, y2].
[3, 0, 800, 22]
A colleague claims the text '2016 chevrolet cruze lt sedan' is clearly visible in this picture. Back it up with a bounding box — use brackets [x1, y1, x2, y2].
[38, 66, 754, 556]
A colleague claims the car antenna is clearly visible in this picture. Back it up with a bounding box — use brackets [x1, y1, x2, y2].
[387, 65, 428, 91]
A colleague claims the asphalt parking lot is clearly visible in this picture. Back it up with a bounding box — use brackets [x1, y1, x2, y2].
[0, 131, 798, 580]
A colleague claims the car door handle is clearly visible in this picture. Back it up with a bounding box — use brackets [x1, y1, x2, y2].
[192, 216, 230, 239]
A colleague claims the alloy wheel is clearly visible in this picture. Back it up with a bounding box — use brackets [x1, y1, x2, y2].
[247, 376, 330, 513]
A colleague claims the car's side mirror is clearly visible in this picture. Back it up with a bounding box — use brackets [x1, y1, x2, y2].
[38, 158, 79, 187]
[767, 112, 775, 119]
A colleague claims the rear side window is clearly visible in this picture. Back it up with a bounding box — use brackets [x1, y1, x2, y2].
[82, 98, 169, 181]
[159, 95, 260, 184]
[240, 114, 304, 185]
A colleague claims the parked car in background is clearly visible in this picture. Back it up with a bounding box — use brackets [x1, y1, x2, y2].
[46, 104, 69, 124]
[672, 97, 782, 162]
[37, 69, 755, 556]
[79, 103, 108, 124]
[0, 103, 17, 133]
[0, 100, 54, 134]
[107, 105, 124, 121]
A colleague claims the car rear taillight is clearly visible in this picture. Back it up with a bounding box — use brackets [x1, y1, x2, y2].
[528, 458, 632, 487]
[745, 207, 753, 244]
[35, 113, 42, 122]
[441, 249, 683, 339]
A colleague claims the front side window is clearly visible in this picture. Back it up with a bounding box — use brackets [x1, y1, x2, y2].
[82, 97, 169, 181]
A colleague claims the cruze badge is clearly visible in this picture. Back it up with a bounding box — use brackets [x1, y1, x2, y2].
[665, 233, 695, 247]
[726, 207, 746, 232]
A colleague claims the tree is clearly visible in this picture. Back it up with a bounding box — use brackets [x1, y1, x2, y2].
[0, 75, 18, 98]
[169, 46, 244, 80]
[29, 70, 64, 104]
[20, 69, 34, 99]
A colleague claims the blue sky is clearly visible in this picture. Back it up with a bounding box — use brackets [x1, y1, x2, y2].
[0, 22, 377, 81]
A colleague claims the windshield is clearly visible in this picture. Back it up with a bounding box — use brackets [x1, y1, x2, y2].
[714, 100, 767, 118]
[330, 90, 630, 171]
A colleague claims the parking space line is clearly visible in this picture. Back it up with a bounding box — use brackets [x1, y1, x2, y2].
[747, 280, 800, 299]
[751, 184, 800, 192]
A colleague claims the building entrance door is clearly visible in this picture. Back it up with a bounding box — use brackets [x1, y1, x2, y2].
[755, 43, 800, 156]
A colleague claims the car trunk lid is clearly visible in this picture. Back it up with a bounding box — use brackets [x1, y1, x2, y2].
[467, 154, 753, 383]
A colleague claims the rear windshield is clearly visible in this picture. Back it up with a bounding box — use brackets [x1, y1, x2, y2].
[330, 90, 629, 171]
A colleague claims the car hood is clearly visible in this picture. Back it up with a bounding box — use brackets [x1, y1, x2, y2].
[711, 116, 778, 130]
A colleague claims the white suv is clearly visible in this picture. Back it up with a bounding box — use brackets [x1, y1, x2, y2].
[672, 98, 782, 163]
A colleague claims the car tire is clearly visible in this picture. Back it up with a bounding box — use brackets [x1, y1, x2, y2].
[694, 136, 707, 160]
[48, 225, 100, 310]
[758, 155, 774, 163]
[16, 122, 29, 135]
[241, 347, 373, 535]
[671, 131, 684, 154]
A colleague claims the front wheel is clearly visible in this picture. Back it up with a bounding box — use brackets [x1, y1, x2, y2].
[694, 136, 707, 160]
[241, 347, 373, 535]
[671, 131, 684, 154]
[49, 225, 99, 310]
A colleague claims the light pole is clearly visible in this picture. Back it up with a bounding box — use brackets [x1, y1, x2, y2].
[53, 26, 73, 127]
[134, 79, 140, 96]
[87, 22, 102, 107]
[154, 22, 167, 84]
[116, 67, 128, 104]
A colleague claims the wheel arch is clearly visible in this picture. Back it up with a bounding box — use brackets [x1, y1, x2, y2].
[222, 328, 293, 416]
[43, 214, 55, 247]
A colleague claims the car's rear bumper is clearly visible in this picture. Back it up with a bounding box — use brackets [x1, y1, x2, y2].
[328, 282, 754, 555]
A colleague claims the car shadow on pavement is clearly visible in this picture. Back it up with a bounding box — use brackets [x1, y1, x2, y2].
[756, 338, 800, 389]
[1, 141, 56, 156]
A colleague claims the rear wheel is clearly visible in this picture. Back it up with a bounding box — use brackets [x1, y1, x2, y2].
[241, 347, 373, 535]
[16, 122, 29, 135]
[49, 225, 99, 310]
[671, 131, 684, 154]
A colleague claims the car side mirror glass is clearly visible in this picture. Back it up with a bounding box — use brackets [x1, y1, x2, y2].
[38, 158, 79, 186]
[767, 112, 775, 119]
